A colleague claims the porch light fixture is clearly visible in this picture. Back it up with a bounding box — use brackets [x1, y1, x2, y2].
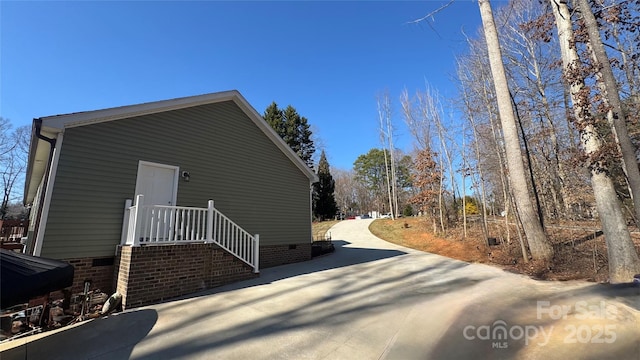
[181, 171, 191, 182]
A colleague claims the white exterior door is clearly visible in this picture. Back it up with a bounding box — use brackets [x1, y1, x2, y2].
[134, 161, 179, 206]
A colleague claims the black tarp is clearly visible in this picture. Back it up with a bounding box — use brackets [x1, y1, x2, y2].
[1, 249, 74, 309]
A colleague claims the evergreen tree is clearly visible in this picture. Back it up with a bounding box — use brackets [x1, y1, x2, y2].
[264, 102, 284, 137]
[263, 102, 315, 168]
[313, 150, 338, 221]
[402, 204, 414, 217]
[353, 148, 413, 213]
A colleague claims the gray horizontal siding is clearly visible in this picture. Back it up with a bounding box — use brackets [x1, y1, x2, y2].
[41, 101, 312, 259]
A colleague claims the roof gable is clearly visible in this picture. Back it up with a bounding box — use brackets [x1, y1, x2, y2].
[41, 91, 239, 130]
[25, 90, 318, 203]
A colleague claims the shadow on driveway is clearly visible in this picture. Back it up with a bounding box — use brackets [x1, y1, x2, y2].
[429, 280, 640, 359]
[0, 239, 410, 359]
[135, 253, 484, 359]
[169, 239, 408, 301]
[0, 309, 157, 360]
[0, 234, 499, 359]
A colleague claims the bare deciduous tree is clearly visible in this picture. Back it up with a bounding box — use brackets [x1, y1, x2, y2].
[478, 0, 554, 261]
[377, 91, 398, 219]
[401, 87, 447, 231]
[1, 118, 29, 220]
[333, 168, 359, 216]
[550, 0, 640, 282]
[575, 0, 640, 225]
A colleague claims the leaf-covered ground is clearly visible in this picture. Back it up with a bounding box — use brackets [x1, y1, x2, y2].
[369, 217, 640, 283]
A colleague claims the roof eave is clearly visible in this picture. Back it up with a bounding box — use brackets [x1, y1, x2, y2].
[29, 90, 319, 188]
[40, 90, 241, 130]
[23, 120, 61, 204]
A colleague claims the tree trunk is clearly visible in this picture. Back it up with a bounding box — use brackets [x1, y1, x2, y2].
[378, 94, 395, 220]
[511, 190, 529, 264]
[478, 0, 554, 260]
[462, 127, 468, 238]
[576, 0, 640, 225]
[383, 147, 393, 218]
[504, 5, 569, 220]
[610, 23, 638, 98]
[458, 73, 490, 242]
[550, 0, 640, 282]
[480, 66, 510, 243]
[435, 108, 458, 224]
[438, 151, 445, 233]
[511, 91, 545, 228]
[389, 131, 399, 218]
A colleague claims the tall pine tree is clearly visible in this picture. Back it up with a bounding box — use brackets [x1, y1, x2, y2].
[263, 102, 315, 168]
[313, 150, 338, 221]
[264, 102, 284, 136]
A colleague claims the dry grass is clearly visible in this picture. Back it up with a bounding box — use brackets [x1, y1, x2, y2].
[312, 220, 341, 241]
[369, 217, 487, 263]
[369, 217, 640, 282]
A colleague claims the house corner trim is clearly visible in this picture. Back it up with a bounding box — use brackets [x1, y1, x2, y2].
[33, 133, 64, 256]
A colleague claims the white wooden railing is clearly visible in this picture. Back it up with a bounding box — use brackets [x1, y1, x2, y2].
[121, 195, 259, 273]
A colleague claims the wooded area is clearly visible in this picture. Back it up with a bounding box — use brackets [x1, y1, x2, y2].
[335, 0, 640, 283]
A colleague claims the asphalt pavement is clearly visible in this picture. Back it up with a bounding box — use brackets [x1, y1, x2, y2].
[1, 219, 639, 359]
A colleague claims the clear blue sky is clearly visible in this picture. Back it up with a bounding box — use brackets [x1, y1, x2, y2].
[1, 1, 487, 170]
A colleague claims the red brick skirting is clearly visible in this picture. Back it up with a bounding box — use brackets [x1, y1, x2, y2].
[62, 256, 116, 295]
[57, 242, 311, 309]
[259, 243, 311, 268]
[115, 244, 258, 309]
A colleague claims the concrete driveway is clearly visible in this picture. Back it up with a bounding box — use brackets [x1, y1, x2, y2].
[2, 219, 639, 359]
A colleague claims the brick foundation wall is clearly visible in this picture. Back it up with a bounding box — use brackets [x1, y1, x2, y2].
[260, 243, 311, 268]
[62, 256, 116, 295]
[116, 243, 258, 309]
[54, 242, 312, 307]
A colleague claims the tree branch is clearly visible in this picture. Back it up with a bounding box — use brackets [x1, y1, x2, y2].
[408, 0, 455, 25]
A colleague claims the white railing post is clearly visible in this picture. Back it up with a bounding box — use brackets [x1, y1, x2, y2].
[206, 200, 214, 243]
[253, 234, 260, 273]
[132, 194, 144, 247]
[121, 199, 132, 245]
[118, 197, 257, 269]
